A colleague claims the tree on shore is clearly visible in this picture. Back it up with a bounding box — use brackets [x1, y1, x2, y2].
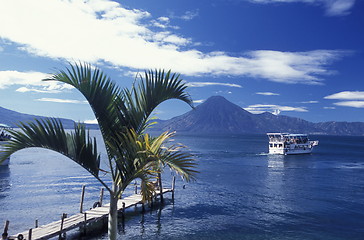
[0, 63, 198, 240]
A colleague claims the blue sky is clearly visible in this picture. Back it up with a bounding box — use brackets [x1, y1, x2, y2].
[0, 0, 363, 124]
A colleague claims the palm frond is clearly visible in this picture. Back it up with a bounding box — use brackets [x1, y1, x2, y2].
[138, 174, 156, 202]
[106, 128, 158, 198]
[125, 69, 194, 134]
[2, 119, 102, 180]
[139, 131, 198, 182]
[44, 63, 128, 170]
[160, 145, 198, 181]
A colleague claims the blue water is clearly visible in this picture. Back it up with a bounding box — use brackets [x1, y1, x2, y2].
[1, 133, 364, 239]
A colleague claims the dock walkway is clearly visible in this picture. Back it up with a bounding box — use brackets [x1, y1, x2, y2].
[9, 188, 173, 240]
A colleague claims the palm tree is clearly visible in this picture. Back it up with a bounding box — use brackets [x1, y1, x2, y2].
[138, 131, 192, 203]
[0, 63, 197, 240]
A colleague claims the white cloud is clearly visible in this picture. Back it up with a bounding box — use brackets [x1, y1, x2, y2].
[249, 0, 355, 16]
[301, 100, 319, 103]
[0, 1, 346, 84]
[324, 0, 356, 16]
[153, 31, 191, 46]
[180, 9, 199, 21]
[186, 82, 242, 88]
[241, 50, 345, 84]
[0, 70, 73, 92]
[0, 70, 49, 89]
[324, 91, 364, 100]
[325, 91, 364, 108]
[244, 104, 308, 114]
[16, 87, 56, 93]
[36, 98, 87, 104]
[214, 90, 234, 95]
[193, 99, 205, 104]
[168, 9, 199, 21]
[152, 17, 169, 28]
[256, 92, 280, 96]
[84, 119, 99, 124]
[152, 21, 168, 29]
[158, 17, 170, 22]
[333, 101, 364, 108]
[324, 106, 336, 109]
[0, 70, 77, 96]
[16, 85, 73, 93]
[151, 16, 180, 30]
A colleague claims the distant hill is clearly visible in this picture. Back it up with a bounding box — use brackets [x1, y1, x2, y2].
[2, 97, 364, 135]
[152, 96, 364, 136]
[0, 106, 98, 129]
[155, 96, 257, 134]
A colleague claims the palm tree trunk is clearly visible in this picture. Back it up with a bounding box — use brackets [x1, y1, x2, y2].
[108, 193, 118, 240]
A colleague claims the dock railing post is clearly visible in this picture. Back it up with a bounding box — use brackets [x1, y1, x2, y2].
[28, 228, 32, 240]
[171, 176, 176, 201]
[3, 220, 9, 235]
[83, 212, 87, 235]
[158, 173, 164, 203]
[2, 220, 9, 240]
[142, 202, 145, 213]
[122, 202, 125, 224]
[59, 213, 67, 240]
[99, 188, 104, 206]
[80, 185, 86, 213]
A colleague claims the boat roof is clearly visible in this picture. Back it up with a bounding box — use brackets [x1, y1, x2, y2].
[267, 133, 308, 137]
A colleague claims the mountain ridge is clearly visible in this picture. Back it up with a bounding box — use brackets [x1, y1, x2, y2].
[153, 96, 364, 136]
[1, 96, 364, 135]
[0, 106, 98, 129]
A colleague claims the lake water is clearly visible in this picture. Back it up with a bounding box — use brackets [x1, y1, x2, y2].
[1, 132, 364, 239]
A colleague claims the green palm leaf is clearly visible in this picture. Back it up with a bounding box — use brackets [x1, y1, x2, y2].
[124, 69, 194, 134]
[142, 131, 198, 181]
[1, 118, 101, 180]
[106, 128, 157, 197]
[44, 63, 127, 171]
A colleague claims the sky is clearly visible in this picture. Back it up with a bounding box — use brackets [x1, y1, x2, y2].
[0, 0, 363, 124]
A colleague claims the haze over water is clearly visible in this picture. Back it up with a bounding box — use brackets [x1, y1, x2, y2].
[1, 132, 364, 239]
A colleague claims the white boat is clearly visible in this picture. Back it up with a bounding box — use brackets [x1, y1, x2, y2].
[267, 133, 319, 155]
[0, 124, 11, 166]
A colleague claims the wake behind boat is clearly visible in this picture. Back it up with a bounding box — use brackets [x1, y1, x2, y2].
[267, 133, 319, 155]
[0, 124, 11, 166]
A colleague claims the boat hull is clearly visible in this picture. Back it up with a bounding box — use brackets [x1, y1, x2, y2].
[269, 148, 313, 155]
[285, 148, 313, 155]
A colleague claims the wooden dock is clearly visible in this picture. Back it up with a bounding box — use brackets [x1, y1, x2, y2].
[8, 188, 174, 240]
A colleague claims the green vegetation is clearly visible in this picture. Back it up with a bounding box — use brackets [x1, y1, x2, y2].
[0, 63, 198, 240]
